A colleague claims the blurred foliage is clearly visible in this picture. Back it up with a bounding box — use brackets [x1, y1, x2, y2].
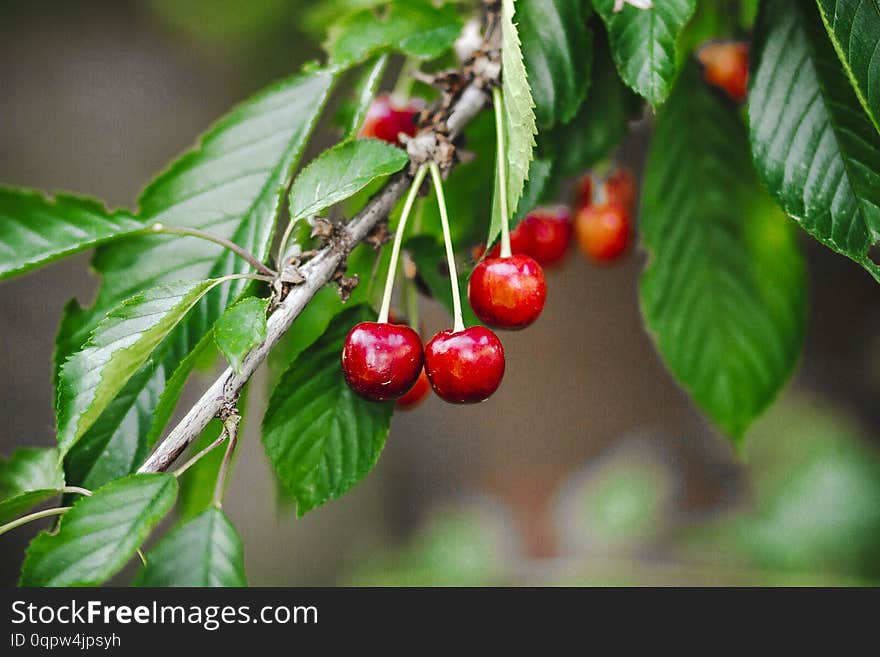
[348, 393, 880, 585]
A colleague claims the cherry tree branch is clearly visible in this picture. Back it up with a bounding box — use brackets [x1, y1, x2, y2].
[139, 79, 491, 474]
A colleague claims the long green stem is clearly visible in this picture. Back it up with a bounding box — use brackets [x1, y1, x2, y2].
[171, 430, 228, 478]
[0, 506, 71, 538]
[429, 162, 465, 333]
[377, 164, 429, 324]
[151, 223, 277, 277]
[492, 87, 511, 258]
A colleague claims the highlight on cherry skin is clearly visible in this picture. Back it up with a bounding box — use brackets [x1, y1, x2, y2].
[424, 326, 505, 404]
[359, 94, 424, 145]
[575, 202, 631, 263]
[468, 253, 547, 330]
[697, 41, 750, 103]
[341, 321, 424, 402]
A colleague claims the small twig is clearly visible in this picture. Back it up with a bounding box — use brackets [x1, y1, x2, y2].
[151, 223, 277, 278]
[0, 506, 71, 538]
[171, 429, 228, 478]
[212, 414, 241, 507]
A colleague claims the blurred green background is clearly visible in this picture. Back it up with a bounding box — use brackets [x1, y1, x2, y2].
[2, 0, 880, 586]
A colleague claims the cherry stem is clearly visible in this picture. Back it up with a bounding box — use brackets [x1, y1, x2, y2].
[0, 506, 71, 538]
[171, 430, 228, 478]
[151, 223, 277, 278]
[377, 164, 429, 324]
[492, 87, 512, 259]
[429, 161, 465, 333]
[403, 263, 419, 330]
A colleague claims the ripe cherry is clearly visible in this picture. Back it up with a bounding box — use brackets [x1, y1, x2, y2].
[575, 203, 631, 263]
[468, 254, 546, 330]
[341, 322, 424, 401]
[360, 95, 422, 145]
[396, 368, 431, 409]
[522, 206, 572, 266]
[697, 41, 749, 103]
[604, 168, 637, 213]
[424, 326, 505, 404]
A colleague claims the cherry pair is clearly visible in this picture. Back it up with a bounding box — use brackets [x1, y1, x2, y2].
[342, 322, 504, 405]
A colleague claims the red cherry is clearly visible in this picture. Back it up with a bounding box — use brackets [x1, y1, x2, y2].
[604, 168, 637, 213]
[360, 95, 422, 145]
[424, 326, 505, 404]
[396, 368, 431, 409]
[341, 322, 424, 401]
[468, 254, 546, 330]
[575, 203, 631, 263]
[574, 174, 593, 209]
[697, 42, 749, 103]
[522, 206, 571, 266]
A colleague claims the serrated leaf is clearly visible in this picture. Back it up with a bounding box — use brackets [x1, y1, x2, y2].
[57, 279, 226, 457]
[288, 139, 408, 225]
[0, 448, 65, 524]
[0, 189, 144, 280]
[500, 0, 538, 219]
[214, 297, 269, 375]
[594, 0, 696, 107]
[518, 0, 593, 128]
[20, 473, 177, 587]
[55, 69, 334, 478]
[749, 0, 880, 282]
[487, 0, 539, 247]
[325, 1, 462, 67]
[262, 305, 394, 516]
[545, 29, 639, 176]
[815, 0, 880, 135]
[134, 508, 246, 587]
[640, 61, 807, 440]
[340, 55, 389, 139]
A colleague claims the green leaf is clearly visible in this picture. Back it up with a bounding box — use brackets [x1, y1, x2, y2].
[57, 279, 225, 457]
[499, 0, 538, 219]
[640, 61, 808, 440]
[749, 0, 880, 282]
[214, 297, 269, 375]
[815, 0, 880, 135]
[0, 189, 144, 281]
[593, 0, 696, 107]
[518, 0, 593, 128]
[545, 29, 639, 177]
[288, 139, 408, 224]
[262, 305, 394, 516]
[325, 1, 463, 67]
[20, 473, 177, 587]
[55, 69, 334, 476]
[340, 55, 389, 139]
[134, 508, 247, 587]
[0, 448, 65, 524]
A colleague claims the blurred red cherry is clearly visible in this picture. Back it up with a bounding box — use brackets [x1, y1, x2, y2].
[697, 41, 749, 103]
[360, 95, 423, 145]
